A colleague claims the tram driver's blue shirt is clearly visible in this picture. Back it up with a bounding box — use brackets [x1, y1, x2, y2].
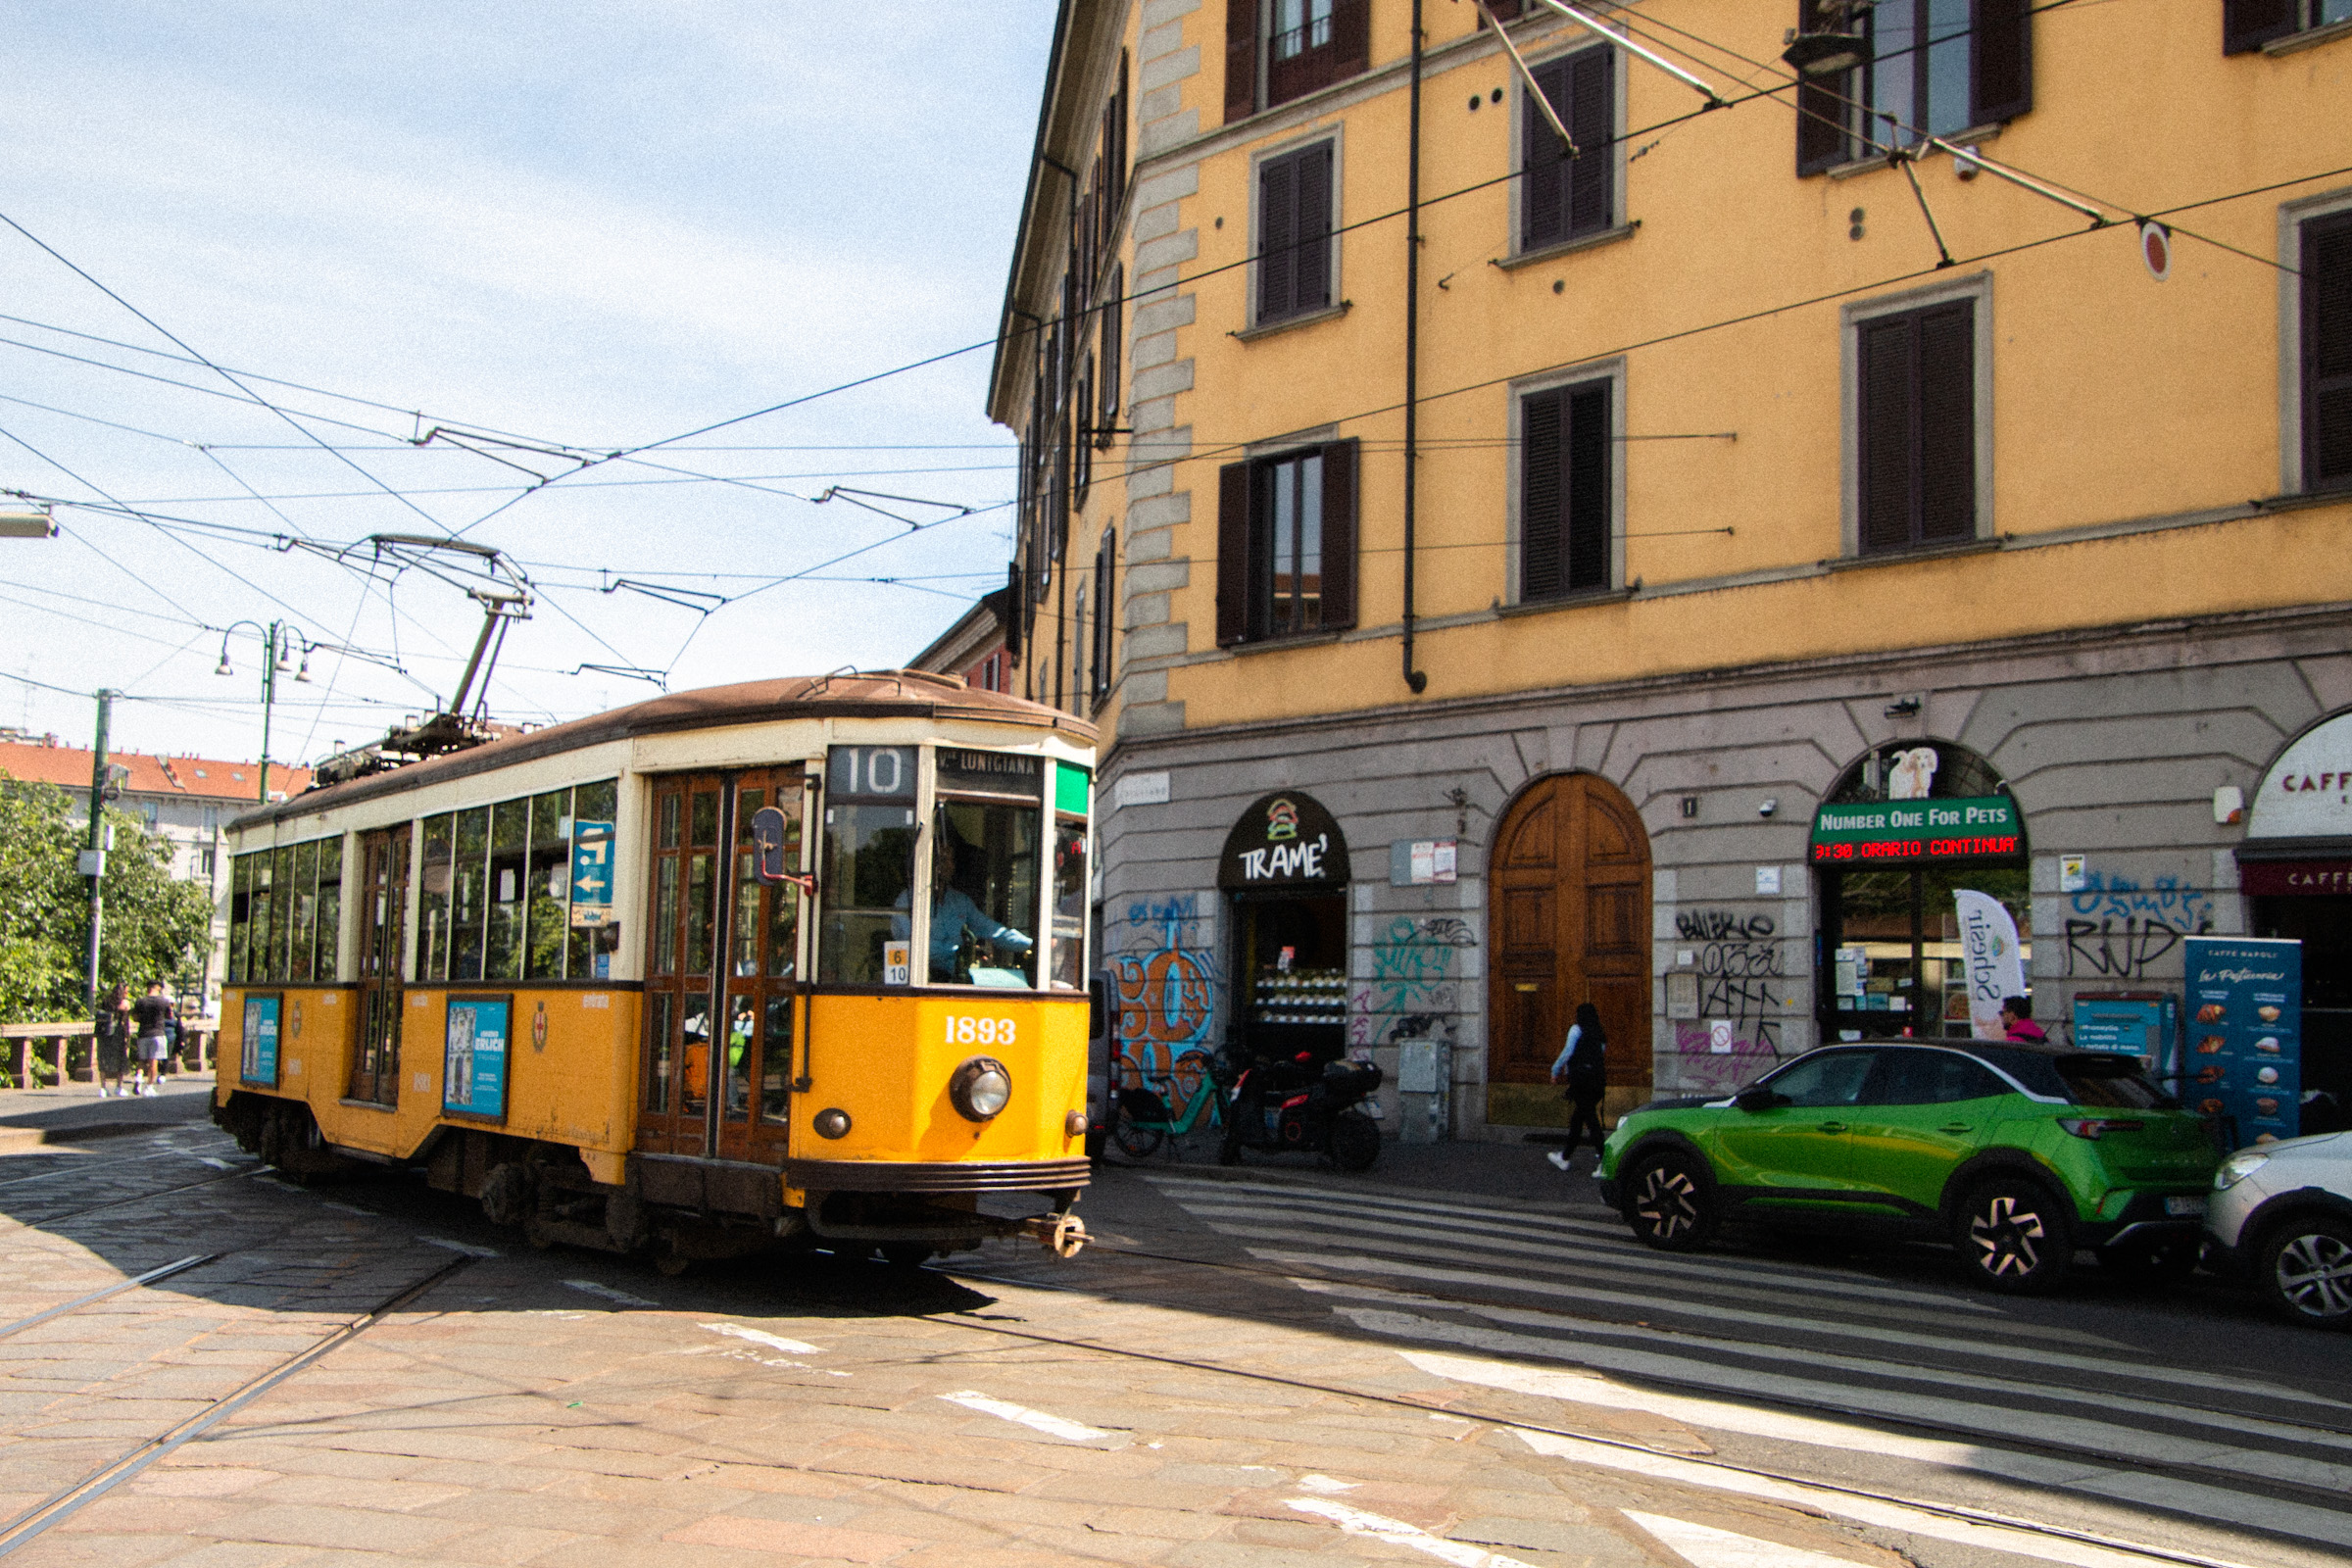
[893, 888, 1034, 971]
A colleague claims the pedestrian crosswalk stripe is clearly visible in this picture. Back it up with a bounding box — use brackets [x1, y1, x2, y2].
[1245, 1246, 2344, 1411]
[1293, 1275, 2352, 1456]
[940, 1390, 1119, 1444]
[1624, 1511, 1880, 1568]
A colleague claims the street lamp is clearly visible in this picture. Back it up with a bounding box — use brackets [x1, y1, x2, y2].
[216, 620, 310, 804]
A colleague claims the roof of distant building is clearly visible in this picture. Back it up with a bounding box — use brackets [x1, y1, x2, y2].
[0, 738, 312, 803]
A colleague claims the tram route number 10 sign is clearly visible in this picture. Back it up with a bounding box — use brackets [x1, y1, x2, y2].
[1809, 796, 2021, 862]
[443, 997, 512, 1120]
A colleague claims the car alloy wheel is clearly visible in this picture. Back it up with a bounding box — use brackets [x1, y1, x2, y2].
[1626, 1151, 1715, 1252]
[1960, 1178, 2071, 1294]
[2263, 1217, 2352, 1328]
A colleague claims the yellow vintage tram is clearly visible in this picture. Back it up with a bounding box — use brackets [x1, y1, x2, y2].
[213, 671, 1097, 1268]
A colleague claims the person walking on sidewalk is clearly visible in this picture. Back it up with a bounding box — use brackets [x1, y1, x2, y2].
[1999, 996, 2048, 1044]
[95, 982, 132, 1099]
[1545, 1002, 1609, 1170]
[130, 981, 173, 1098]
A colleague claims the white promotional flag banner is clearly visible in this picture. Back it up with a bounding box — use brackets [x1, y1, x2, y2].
[1954, 890, 2025, 1039]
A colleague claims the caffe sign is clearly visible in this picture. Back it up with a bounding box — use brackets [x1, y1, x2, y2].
[2247, 711, 2352, 840]
[1218, 791, 1350, 891]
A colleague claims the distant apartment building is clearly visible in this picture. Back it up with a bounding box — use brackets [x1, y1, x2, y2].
[986, 1, 2352, 1142]
[0, 731, 313, 1012]
[908, 585, 1020, 692]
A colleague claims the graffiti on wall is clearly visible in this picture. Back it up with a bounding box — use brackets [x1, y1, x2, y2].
[2063, 872, 2214, 978]
[1349, 914, 1475, 1053]
[1108, 895, 1218, 1088]
[1672, 907, 1790, 1090]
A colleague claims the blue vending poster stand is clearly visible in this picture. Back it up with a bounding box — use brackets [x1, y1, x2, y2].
[2182, 937, 2302, 1146]
[239, 994, 280, 1087]
[2069, 993, 2179, 1083]
[443, 996, 512, 1120]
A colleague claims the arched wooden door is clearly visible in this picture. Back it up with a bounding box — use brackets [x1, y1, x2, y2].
[1489, 773, 1651, 1121]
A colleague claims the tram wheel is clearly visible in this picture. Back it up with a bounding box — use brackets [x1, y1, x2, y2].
[480, 1162, 534, 1229]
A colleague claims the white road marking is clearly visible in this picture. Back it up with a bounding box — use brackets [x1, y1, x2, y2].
[1413, 1349, 2352, 1550]
[564, 1279, 658, 1307]
[318, 1200, 370, 1214]
[1513, 1429, 2273, 1568]
[702, 1322, 819, 1354]
[418, 1237, 499, 1257]
[1252, 1247, 2342, 1411]
[1624, 1510, 1881, 1568]
[939, 1390, 1117, 1443]
[1288, 1496, 1538, 1568]
[198, 1157, 234, 1170]
[1297, 1474, 1359, 1494]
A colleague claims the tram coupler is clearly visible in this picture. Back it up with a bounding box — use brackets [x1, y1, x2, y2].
[1015, 1209, 1088, 1257]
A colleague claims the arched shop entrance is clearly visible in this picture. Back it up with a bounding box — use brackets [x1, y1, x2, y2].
[1812, 741, 2029, 1041]
[1488, 773, 1652, 1125]
[2236, 711, 2352, 1133]
[1219, 792, 1352, 1066]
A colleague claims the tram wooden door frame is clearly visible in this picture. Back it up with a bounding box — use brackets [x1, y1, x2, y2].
[349, 823, 410, 1106]
[637, 767, 807, 1162]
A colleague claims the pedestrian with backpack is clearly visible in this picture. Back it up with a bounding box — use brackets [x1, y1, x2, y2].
[1545, 1002, 1609, 1170]
[130, 981, 173, 1098]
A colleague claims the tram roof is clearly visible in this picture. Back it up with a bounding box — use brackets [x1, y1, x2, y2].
[231, 670, 1097, 831]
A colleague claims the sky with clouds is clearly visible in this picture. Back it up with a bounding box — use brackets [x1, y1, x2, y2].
[0, 1, 1056, 770]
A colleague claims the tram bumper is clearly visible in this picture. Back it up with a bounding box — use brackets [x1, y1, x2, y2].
[791, 1157, 1090, 1257]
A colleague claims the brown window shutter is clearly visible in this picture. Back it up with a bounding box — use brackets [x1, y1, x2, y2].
[1296, 142, 1333, 312]
[1226, 0, 1258, 122]
[1857, 316, 1916, 554]
[1565, 381, 1611, 589]
[1916, 302, 1977, 542]
[1568, 48, 1614, 238]
[1258, 151, 1298, 321]
[1523, 58, 1571, 249]
[2306, 213, 2352, 492]
[2223, 0, 2298, 54]
[1333, 0, 1371, 79]
[1520, 386, 1565, 599]
[1217, 462, 1251, 646]
[1793, 0, 1848, 175]
[1005, 563, 1025, 661]
[1319, 438, 1358, 631]
[1100, 265, 1124, 428]
[1093, 528, 1116, 700]
[1970, 0, 2033, 125]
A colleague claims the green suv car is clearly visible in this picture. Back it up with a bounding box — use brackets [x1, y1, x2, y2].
[1595, 1040, 2218, 1293]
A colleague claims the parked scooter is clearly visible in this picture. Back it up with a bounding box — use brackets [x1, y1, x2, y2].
[1218, 1049, 1383, 1171]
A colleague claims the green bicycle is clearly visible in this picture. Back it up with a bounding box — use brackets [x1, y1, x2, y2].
[1108, 1050, 1228, 1160]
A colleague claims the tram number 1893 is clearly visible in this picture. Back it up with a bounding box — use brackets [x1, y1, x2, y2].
[945, 1016, 1016, 1047]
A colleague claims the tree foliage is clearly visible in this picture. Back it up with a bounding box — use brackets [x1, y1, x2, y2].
[0, 771, 217, 1024]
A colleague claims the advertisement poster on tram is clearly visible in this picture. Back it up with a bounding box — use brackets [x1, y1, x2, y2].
[2182, 937, 2302, 1145]
[239, 995, 279, 1087]
[443, 996, 511, 1119]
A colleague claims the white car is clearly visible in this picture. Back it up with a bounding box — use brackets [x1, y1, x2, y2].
[2206, 1132, 2352, 1330]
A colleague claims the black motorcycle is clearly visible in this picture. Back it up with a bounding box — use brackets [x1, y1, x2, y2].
[1218, 1050, 1383, 1171]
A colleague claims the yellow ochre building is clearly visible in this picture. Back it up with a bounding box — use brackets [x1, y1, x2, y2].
[984, 0, 2352, 1141]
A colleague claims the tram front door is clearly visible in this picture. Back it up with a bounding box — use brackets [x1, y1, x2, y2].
[637, 768, 805, 1162]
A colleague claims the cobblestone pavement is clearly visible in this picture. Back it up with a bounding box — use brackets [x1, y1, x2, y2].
[3, 1114, 2343, 1568]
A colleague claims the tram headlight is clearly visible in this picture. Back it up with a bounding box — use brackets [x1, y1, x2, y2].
[950, 1056, 1012, 1122]
[813, 1107, 853, 1140]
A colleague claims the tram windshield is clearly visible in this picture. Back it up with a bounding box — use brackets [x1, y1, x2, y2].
[925, 748, 1043, 988]
[817, 745, 919, 985]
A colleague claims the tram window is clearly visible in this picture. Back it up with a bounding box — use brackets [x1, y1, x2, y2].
[314, 836, 341, 982]
[924, 799, 1041, 988]
[690, 787, 720, 849]
[725, 994, 756, 1117]
[685, 840, 717, 976]
[523, 790, 569, 980]
[817, 803, 917, 984]
[659, 791, 681, 850]
[485, 800, 527, 980]
[271, 845, 296, 978]
[288, 840, 319, 985]
[418, 815, 454, 982]
[760, 994, 794, 1122]
[226, 856, 252, 983]
[680, 995, 710, 1117]
[647, 991, 675, 1112]
[652, 849, 681, 976]
[1053, 815, 1087, 990]
[731, 789, 765, 979]
[451, 806, 489, 980]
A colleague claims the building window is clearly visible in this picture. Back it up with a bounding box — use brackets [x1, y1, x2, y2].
[1098, 264, 1123, 444]
[1216, 439, 1358, 646]
[1853, 296, 1981, 554]
[1796, 1, 2033, 175]
[1225, 0, 1369, 122]
[1091, 528, 1116, 704]
[1521, 45, 1614, 253]
[1255, 140, 1334, 325]
[2302, 209, 2352, 493]
[1519, 376, 1614, 600]
[2226, 0, 2352, 54]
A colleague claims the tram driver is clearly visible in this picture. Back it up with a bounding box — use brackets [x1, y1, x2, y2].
[897, 833, 1032, 985]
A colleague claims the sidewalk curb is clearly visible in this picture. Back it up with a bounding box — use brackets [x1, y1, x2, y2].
[0, 1120, 162, 1152]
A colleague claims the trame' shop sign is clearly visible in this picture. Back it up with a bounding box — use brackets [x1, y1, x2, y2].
[1810, 795, 2022, 863]
[1218, 792, 1350, 891]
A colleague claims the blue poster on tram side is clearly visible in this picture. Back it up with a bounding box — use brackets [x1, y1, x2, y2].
[240, 995, 279, 1087]
[2181, 937, 2302, 1147]
[443, 997, 511, 1119]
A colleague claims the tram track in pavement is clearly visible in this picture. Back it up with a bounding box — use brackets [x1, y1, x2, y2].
[0, 1253, 474, 1558]
[941, 1164, 2352, 1565]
